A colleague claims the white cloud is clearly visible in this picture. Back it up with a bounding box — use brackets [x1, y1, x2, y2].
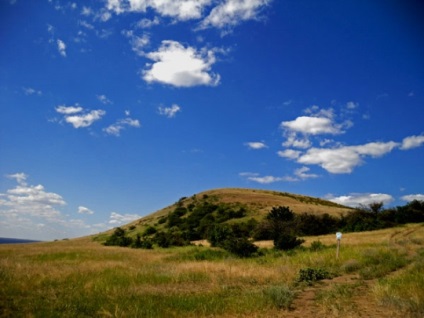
[200, 0, 271, 29]
[239, 172, 296, 184]
[65, 109, 106, 128]
[7, 172, 29, 185]
[109, 212, 141, 225]
[277, 149, 301, 160]
[104, 117, 141, 136]
[400, 135, 424, 150]
[346, 101, 358, 109]
[107, 0, 212, 20]
[57, 39, 67, 57]
[282, 133, 312, 149]
[78, 206, 94, 215]
[142, 40, 220, 87]
[1, 174, 65, 220]
[245, 141, 267, 149]
[158, 104, 181, 118]
[136, 16, 160, 28]
[294, 166, 318, 180]
[97, 94, 113, 105]
[281, 116, 343, 135]
[55, 105, 84, 115]
[401, 194, 424, 202]
[23, 87, 42, 96]
[122, 30, 151, 56]
[327, 193, 394, 208]
[296, 141, 399, 174]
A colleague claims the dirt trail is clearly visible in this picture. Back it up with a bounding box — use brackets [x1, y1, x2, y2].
[277, 226, 421, 318]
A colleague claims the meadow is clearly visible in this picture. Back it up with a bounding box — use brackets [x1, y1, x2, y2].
[1, 223, 423, 317]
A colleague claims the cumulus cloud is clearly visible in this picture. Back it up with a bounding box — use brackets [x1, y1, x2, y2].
[296, 141, 399, 174]
[142, 40, 220, 87]
[55, 105, 106, 128]
[109, 212, 141, 225]
[1, 173, 65, 220]
[200, 0, 271, 29]
[277, 149, 301, 160]
[400, 135, 424, 150]
[57, 39, 67, 57]
[281, 116, 343, 135]
[327, 193, 394, 208]
[158, 104, 181, 118]
[55, 105, 84, 115]
[104, 117, 141, 136]
[401, 194, 424, 202]
[65, 110, 106, 128]
[78, 206, 94, 215]
[107, 0, 212, 20]
[245, 141, 267, 150]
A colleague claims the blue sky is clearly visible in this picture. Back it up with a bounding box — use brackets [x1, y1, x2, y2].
[1, 0, 423, 240]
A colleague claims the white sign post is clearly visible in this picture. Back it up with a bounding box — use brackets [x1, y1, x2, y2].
[336, 232, 342, 259]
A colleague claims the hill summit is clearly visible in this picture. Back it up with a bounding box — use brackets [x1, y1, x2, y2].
[122, 188, 351, 232]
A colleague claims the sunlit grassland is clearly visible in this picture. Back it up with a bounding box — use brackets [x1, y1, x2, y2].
[1, 224, 423, 317]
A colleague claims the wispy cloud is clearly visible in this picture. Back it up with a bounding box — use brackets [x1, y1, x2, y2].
[400, 135, 424, 150]
[245, 141, 267, 150]
[23, 87, 42, 96]
[200, 0, 271, 30]
[97, 94, 113, 105]
[158, 104, 181, 118]
[55, 105, 106, 128]
[104, 117, 141, 136]
[327, 193, 394, 207]
[143, 40, 221, 87]
[78, 206, 94, 215]
[57, 39, 67, 57]
[108, 211, 141, 225]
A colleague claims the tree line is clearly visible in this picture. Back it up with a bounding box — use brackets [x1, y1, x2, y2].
[103, 196, 424, 258]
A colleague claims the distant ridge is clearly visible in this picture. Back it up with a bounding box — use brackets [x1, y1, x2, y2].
[0, 237, 41, 244]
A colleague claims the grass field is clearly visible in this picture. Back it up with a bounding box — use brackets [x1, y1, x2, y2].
[1, 223, 423, 317]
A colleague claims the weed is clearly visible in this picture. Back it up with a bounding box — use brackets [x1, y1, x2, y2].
[263, 285, 296, 309]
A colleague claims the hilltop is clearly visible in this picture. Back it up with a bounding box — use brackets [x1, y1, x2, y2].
[103, 188, 351, 236]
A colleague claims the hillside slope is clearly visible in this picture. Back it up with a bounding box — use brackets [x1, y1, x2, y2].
[120, 188, 351, 233]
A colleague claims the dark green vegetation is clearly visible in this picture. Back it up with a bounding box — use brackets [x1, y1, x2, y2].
[98, 188, 424, 258]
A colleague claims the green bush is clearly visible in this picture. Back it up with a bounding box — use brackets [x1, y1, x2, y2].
[222, 237, 258, 258]
[297, 267, 332, 284]
[274, 233, 304, 251]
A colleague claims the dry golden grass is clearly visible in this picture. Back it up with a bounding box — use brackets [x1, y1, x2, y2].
[1, 224, 423, 317]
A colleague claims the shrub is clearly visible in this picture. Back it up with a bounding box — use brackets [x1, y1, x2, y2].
[274, 233, 304, 251]
[297, 267, 332, 284]
[143, 226, 157, 236]
[310, 240, 325, 251]
[222, 237, 258, 258]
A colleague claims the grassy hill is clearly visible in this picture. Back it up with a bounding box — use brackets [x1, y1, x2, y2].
[114, 188, 352, 235]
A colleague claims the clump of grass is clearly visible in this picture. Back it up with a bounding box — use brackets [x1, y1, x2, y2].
[310, 240, 325, 251]
[373, 257, 424, 316]
[359, 248, 409, 279]
[341, 259, 361, 273]
[315, 283, 360, 316]
[263, 285, 296, 310]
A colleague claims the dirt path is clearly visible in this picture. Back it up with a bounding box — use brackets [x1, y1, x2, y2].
[278, 226, 421, 318]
